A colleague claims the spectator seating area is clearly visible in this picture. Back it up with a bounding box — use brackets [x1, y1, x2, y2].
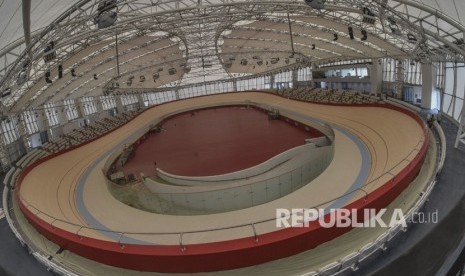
[271, 87, 382, 105]
[41, 111, 139, 154]
[2, 110, 142, 190]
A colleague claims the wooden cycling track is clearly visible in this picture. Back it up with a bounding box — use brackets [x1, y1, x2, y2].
[15, 92, 428, 272]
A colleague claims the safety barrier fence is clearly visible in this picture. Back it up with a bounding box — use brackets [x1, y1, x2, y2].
[139, 146, 332, 214]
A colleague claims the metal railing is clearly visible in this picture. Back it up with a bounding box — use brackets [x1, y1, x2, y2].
[129, 148, 332, 215]
[17, 133, 427, 245]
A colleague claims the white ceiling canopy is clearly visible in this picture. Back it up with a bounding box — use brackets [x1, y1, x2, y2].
[0, 0, 76, 50]
[0, 0, 464, 111]
[409, 0, 465, 25]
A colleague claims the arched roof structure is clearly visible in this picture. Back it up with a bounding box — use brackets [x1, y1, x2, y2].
[0, 0, 464, 111]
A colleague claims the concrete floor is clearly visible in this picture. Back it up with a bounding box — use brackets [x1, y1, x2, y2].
[358, 118, 465, 276]
[0, 182, 54, 276]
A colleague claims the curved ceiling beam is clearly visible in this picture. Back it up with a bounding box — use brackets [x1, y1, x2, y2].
[13, 35, 182, 109]
[223, 25, 387, 58]
[1, 0, 463, 73]
[0, 0, 93, 89]
[380, 0, 465, 57]
[389, 0, 464, 34]
[2, 0, 465, 111]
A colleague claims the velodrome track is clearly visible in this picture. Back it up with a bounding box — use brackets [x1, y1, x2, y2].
[15, 92, 428, 272]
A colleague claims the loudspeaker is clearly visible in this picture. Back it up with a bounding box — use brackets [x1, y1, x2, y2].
[361, 30, 368, 41]
[58, 64, 63, 79]
[348, 27, 354, 40]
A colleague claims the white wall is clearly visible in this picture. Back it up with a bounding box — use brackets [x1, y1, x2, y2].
[443, 63, 465, 121]
[30, 133, 43, 148]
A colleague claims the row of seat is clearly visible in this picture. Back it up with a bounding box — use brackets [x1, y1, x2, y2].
[41, 136, 72, 153]
[15, 149, 48, 169]
[3, 166, 21, 189]
[273, 87, 382, 105]
[41, 111, 140, 155]
[2, 111, 142, 189]
[3, 149, 47, 189]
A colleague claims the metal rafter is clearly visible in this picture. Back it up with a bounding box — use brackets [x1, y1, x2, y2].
[0, 0, 464, 112]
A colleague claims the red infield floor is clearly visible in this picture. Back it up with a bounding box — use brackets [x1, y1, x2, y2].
[122, 106, 323, 177]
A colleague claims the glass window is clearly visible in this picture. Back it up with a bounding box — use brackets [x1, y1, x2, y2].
[44, 103, 59, 126]
[64, 99, 79, 120]
[22, 110, 39, 134]
[1, 117, 19, 145]
[121, 94, 138, 106]
[101, 95, 116, 110]
[81, 97, 97, 115]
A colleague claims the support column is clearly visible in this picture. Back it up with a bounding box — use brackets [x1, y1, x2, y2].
[0, 106, 10, 168]
[395, 60, 404, 99]
[311, 63, 318, 88]
[115, 95, 125, 114]
[35, 108, 49, 133]
[421, 62, 435, 109]
[96, 97, 104, 114]
[35, 107, 52, 143]
[136, 93, 145, 109]
[75, 98, 85, 119]
[17, 114, 30, 152]
[455, 109, 465, 148]
[95, 96, 106, 119]
[56, 100, 68, 125]
[0, 137, 9, 169]
[452, 63, 458, 116]
[370, 59, 383, 95]
[292, 68, 298, 88]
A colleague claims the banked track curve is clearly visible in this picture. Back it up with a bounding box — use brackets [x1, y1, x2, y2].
[15, 92, 428, 272]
